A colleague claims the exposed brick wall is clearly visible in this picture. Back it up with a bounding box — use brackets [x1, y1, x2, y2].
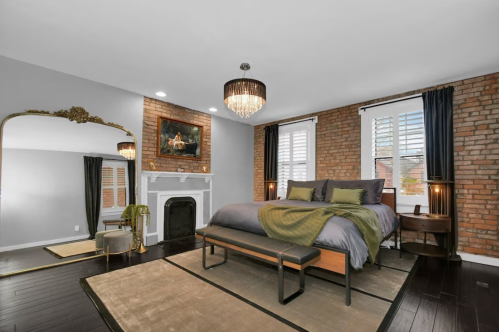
[254, 72, 499, 258]
[142, 97, 211, 173]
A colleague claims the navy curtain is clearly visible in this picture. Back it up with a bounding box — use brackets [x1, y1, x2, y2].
[84, 156, 103, 239]
[127, 160, 136, 205]
[423, 86, 460, 260]
[264, 124, 278, 200]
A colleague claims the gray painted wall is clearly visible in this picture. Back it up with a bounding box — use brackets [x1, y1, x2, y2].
[0, 55, 144, 186]
[211, 116, 254, 213]
[0, 149, 127, 248]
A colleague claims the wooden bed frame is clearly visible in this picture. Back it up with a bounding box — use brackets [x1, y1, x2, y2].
[203, 187, 398, 306]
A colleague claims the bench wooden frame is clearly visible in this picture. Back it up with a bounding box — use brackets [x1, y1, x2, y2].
[200, 188, 397, 307]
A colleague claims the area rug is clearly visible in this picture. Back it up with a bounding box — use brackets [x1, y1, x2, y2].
[44, 240, 96, 258]
[81, 248, 417, 332]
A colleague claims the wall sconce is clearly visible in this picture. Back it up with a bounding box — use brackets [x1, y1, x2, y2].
[426, 178, 453, 218]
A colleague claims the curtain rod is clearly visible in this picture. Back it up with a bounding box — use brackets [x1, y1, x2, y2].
[360, 94, 422, 112]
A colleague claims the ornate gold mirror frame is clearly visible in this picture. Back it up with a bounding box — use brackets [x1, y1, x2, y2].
[0, 107, 138, 277]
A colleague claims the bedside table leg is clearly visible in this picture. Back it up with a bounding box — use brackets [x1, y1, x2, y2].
[447, 232, 450, 266]
[394, 231, 398, 250]
[399, 228, 402, 259]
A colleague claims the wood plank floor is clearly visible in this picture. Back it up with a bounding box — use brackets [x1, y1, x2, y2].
[386, 256, 499, 332]
[1, 238, 498, 332]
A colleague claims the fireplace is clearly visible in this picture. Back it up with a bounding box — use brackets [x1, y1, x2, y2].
[164, 197, 196, 241]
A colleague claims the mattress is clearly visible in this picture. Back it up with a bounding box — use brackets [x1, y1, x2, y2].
[209, 199, 399, 269]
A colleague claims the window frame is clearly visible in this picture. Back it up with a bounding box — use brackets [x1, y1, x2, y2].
[360, 98, 428, 209]
[277, 118, 317, 198]
[101, 160, 129, 216]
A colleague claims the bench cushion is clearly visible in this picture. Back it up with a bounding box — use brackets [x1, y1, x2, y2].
[196, 226, 321, 265]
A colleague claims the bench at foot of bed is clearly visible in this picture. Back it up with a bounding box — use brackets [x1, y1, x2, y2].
[196, 226, 353, 306]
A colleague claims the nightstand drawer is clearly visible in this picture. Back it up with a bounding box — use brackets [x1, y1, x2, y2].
[400, 214, 451, 233]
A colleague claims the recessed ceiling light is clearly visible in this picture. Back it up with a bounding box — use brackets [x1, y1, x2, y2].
[209, 108, 217, 112]
[156, 91, 166, 97]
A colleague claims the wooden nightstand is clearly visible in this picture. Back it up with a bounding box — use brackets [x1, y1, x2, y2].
[399, 213, 451, 265]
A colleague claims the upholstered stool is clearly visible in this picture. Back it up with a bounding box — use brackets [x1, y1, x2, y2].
[103, 231, 133, 261]
[95, 229, 121, 253]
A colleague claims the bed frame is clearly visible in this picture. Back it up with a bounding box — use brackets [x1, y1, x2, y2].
[206, 187, 398, 307]
[308, 187, 398, 306]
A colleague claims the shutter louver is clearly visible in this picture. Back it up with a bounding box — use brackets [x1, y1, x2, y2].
[399, 111, 425, 196]
[102, 166, 114, 208]
[277, 127, 310, 196]
[372, 116, 394, 187]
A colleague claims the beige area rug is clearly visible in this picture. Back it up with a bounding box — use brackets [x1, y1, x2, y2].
[44, 240, 95, 258]
[81, 248, 417, 332]
[82, 259, 296, 332]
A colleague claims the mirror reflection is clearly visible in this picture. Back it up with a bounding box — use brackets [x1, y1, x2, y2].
[0, 115, 136, 275]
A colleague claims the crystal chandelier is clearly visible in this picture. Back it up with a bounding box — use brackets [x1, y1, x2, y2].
[117, 134, 136, 160]
[224, 63, 266, 118]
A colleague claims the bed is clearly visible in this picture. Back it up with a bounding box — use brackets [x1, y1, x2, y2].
[208, 180, 398, 305]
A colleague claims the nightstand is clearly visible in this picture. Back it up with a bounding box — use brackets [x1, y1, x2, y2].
[399, 213, 451, 265]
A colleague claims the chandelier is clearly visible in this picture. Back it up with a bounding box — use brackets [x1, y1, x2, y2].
[224, 63, 266, 118]
[117, 134, 136, 160]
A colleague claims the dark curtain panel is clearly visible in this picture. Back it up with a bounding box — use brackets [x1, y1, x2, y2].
[264, 124, 279, 201]
[84, 156, 103, 239]
[423, 86, 460, 260]
[127, 160, 136, 205]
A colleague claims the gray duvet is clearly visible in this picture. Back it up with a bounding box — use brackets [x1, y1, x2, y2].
[209, 200, 399, 269]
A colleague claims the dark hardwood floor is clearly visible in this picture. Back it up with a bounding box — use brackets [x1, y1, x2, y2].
[1, 238, 498, 332]
[385, 256, 499, 332]
[0, 241, 100, 275]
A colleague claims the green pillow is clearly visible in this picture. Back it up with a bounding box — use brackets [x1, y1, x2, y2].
[288, 187, 315, 201]
[330, 188, 364, 205]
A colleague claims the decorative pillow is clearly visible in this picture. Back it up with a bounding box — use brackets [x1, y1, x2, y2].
[286, 180, 328, 201]
[288, 187, 316, 201]
[325, 179, 385, 204]
[330, 188, 365, 205]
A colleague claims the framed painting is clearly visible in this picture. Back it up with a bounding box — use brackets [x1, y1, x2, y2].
[157, 117, 203, 160]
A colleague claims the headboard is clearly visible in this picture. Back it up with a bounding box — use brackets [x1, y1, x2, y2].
[380, 187, 397, 214]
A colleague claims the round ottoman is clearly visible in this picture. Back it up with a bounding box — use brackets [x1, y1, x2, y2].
[103, 231, 134, 261]
[95, 229, 122, 253]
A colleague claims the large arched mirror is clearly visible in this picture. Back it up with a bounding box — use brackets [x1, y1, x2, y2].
[0, 108, 138, 276]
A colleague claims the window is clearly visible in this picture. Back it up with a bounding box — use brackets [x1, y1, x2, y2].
[101, 161, 129, 215]
[277, 118, 317, 198]
[361, 98, 427, 207]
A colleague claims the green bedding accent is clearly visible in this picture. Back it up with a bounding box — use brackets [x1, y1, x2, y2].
[258, 204, 383, 264]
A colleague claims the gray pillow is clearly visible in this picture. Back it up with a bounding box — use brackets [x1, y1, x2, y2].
[286, 180, 328, 201]
[325, 179, 385, 204]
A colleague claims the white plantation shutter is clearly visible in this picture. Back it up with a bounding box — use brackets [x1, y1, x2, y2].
[277, 119, 316, 198]
[361, 97, 427, 208]
[399, 111, 425, 196]
[101, 160, 129, 215]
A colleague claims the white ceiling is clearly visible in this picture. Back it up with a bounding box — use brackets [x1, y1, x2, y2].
[1, 1, 498, 126]
[2, 116, 128, 155]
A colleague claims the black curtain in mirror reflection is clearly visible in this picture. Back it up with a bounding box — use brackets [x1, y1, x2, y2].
[84, 156, 103, 239]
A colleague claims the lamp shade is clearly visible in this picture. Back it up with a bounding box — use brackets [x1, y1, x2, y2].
[224, 78, 266, 118]
[117, 142, 136, 160]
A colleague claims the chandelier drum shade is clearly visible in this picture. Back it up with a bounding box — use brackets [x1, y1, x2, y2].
[117, 140, 136, 160]
[224, 63, 266, 118]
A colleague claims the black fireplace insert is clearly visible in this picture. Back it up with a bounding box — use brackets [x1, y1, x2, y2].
[164, 197, 196, 241]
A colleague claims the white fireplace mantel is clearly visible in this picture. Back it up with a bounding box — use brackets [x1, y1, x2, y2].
[140, 171, 215, 245]
[142, 171, 215, 183]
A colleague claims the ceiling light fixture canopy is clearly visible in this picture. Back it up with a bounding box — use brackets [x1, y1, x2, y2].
[224, 63, 266, 118]
[117, 133, 136, 160]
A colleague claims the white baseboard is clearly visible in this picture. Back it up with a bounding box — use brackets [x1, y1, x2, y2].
[458, 251, 499, 267]
[0, 234, 90, 252]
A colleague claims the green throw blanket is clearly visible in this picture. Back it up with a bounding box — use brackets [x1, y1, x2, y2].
[258, 204, 383, 264]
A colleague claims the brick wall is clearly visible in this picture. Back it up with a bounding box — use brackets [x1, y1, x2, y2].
[142, 97, 211, 173]
[254, 72, 499, 258]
